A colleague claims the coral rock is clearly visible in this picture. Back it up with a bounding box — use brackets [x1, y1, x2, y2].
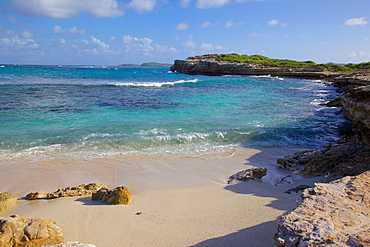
[26, 183, 108, 200]
[274, 171, 370, 246]
[92, 186, 130, 205]
[0, 192, 18, 213]
[0, 215, 64, 247]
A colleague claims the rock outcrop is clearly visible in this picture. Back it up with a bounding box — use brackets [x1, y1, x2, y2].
[0, 215, 64, 247]
[26, 183, 108, 200]
[92, 186, 131, 205]
[0, 192, 18, 213]
[277, 75, 370, 179]
[43, 242, 96, 247]
[274, 171, 370, 246]
[170, 58, 336, 79]
[228, 167, 267, 184]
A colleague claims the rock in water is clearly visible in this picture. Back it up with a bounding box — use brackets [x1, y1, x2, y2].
[92, 186, 131, 205]
[26, 183, 108, 200]
[0, 192, 17, 213]
[228, 167, 267, 184]
[0, 215, 64, 247]
[274, 171, 370, 246]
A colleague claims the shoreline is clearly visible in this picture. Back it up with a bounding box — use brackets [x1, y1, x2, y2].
[0, 146, 323, 246]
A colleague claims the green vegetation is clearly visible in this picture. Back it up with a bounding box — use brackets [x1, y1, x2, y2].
[189, 53, 370, 73]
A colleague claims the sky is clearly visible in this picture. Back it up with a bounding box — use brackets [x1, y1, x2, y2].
[0, 0, 369, 65]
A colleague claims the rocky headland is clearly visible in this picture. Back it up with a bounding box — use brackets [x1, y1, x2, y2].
[171, 55, 370, 246]
[170, 56, 343, 79]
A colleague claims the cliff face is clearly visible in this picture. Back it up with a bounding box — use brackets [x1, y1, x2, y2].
[170, 58, 333, 79]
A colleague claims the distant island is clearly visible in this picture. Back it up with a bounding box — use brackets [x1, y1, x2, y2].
[118, 62, 172, 67]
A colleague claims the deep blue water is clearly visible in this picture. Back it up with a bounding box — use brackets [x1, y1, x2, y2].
[0, 65, 346, 160]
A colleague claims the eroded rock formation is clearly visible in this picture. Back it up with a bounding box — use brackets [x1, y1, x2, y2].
[274, 171, 370, 246]
[0, 192, 18, 213]
[26, 183, 108, 200]
[170, 58, 336, 79]
[92, 186, 131, 205]
[0, 215, 64, 247]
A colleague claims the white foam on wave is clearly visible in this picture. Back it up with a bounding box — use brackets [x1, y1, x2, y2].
[112, 79, 198, 87]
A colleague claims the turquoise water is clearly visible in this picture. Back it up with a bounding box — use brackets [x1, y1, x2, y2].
[0, 65, 346, 160]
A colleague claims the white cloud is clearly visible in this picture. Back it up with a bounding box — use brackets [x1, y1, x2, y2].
[126, 0, 157, 13]
[267, 19, 278, 26]
[199, 43, 226, 52]
[182, 40, 196, 49]
[21, 30, 33, 39]
[7, 0, 124, 18]
[91, 36, 111, 52]
[225, 20, 235, 28]
[0, 37, 40, 53]
[179, 0, 192, 7]
[196, 0, 230, 9]
[350, 51, 370, 61]
[225, 20, 244, 28]
[53, 25, 86, 35]
[122, 35, 153, 46]
[176, 23, 189, 31]
[121, 34, 177, 56]
[200, 21, 214, 28]
[345, 17, 367, 26]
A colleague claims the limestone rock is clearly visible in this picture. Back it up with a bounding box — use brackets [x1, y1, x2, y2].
[228, 167, 267, 184]
[92, 186, 130, 205]
[0, 192, 18, 213]
[277, 137, 370, 179]
[0, 215, 64, 247]
[170, 57, 332, 79]
[274, 171, 370, 246]
[26, 183, 108, 200]
[43, 242, 96, 247]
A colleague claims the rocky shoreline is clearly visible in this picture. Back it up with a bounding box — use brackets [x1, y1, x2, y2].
[172, 57, 370, 246]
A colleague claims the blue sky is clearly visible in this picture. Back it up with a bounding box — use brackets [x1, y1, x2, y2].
[0, 0, 369, 65]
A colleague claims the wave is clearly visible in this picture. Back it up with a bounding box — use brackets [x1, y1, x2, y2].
[111, 79, 198, 87]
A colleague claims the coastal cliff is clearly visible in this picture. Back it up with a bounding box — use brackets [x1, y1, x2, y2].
[170, 57, 338, 79]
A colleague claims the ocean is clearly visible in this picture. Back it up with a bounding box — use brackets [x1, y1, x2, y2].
[0, 65, 347, 162]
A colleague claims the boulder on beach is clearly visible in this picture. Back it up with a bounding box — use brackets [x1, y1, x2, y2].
[0, 192, 18, 213]
[26, 183, 108, 200]
[228, 167, 267, 184]
[0, 215, 64, 247]
[92, 186, 131, 205]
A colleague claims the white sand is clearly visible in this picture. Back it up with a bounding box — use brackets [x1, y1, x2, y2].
[0, 147, 319, 247]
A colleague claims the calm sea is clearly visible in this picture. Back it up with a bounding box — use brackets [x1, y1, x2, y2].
[0, 65, 347, 161]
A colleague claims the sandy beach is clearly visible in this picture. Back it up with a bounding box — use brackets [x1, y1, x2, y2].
[0, 147, 322, 247]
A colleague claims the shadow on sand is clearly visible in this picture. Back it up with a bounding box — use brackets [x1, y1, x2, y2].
[192, 146, 319, 247]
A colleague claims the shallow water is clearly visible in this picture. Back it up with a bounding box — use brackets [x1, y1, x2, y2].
[0, 65, 346, 161]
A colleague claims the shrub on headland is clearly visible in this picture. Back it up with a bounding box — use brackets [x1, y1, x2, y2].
[188, 53, 369, 73]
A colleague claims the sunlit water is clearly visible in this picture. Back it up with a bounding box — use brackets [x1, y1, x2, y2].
[0, 65, 347, 161]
